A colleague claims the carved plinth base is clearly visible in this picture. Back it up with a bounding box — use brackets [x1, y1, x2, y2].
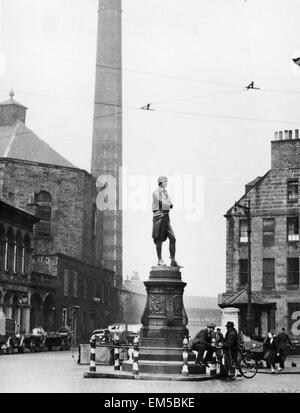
[137, 266, 189, 374]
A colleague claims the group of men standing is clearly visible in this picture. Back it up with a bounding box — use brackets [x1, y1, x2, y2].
[190, 321, 239, 366]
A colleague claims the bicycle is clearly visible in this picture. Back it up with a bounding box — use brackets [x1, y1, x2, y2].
[213, 344, 258, 380]
[237, 345, 258, 378]
[213, 346, 238, 380]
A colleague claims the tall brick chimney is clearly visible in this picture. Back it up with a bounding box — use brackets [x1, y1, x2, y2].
[271, 129, 300, 169]
[91, 0, 123, 287]
[0, 90, 27, 126]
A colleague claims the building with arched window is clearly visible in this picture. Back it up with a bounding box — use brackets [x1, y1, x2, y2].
[0, 92, 119, 343]
[0, 197, 40, 333]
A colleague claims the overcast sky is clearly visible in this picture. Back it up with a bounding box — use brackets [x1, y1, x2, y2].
[1, 0, 300, 297]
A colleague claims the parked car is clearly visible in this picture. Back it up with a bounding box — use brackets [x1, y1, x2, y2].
[43, 328, 72, 351]
[92, 329, 111, 344]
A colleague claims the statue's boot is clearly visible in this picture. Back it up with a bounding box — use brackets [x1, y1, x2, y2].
[157, 259, 166, 266]
[170, 259, 182, 268]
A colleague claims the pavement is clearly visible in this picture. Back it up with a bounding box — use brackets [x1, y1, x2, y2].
[84, 355, 300, 379]
[0, 351, 300, 393]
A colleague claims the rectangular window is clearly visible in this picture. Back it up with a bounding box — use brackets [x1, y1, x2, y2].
[263, 218, 275, 246]
[83, 277, 87, 299]
[287, 180, 298, 203]
[62, 308, 67, 327]
[263, 259, 275, 290]
[73, 271, 78, 298]
[63, 269, 69, 297]
[93, 279, 97, 298]
[287, 258, 299, 286]
[102, 284, 105, 303]
[36, 205, 51, 236]
[239, 259, 248, 286]
[287, 216, 299, 242]
[89, 312, 96, 331]
[83, 312, 87, 334]
[239, 219, 248, 243]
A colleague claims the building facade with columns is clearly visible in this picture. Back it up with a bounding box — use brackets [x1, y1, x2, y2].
[0, 196, 41, 333]
[219, 130, 300, 345]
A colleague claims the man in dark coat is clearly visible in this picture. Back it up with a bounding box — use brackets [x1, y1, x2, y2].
[277, 328, 292, 369]
[192, 323, 216, 365]
[222, 321, 239, 364]
[263, 330, 280, 373]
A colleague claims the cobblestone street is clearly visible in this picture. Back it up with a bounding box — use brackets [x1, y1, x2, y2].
[0, 351, 300, 393]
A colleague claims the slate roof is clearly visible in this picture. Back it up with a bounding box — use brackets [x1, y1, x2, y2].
[0, 120, 74, 168]
[0, 196, 39, 221]
[0, 96, 28, 108]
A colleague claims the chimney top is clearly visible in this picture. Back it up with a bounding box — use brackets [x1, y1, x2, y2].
[273, 129, 299, 141]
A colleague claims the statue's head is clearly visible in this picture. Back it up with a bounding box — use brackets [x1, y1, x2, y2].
[158, 176, 168, 188]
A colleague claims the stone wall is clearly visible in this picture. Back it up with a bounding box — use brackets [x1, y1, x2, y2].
[0, 158, 98, 266]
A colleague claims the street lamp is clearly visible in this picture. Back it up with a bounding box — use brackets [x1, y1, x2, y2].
[234, 199, 253, 337]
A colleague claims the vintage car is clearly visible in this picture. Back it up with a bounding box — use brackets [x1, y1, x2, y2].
[43, 328, 72, 351]
[92, 328, 112, 344]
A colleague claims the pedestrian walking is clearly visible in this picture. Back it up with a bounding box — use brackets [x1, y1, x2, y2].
[263, 330, 280, 373]
[277, 328, 292, 369]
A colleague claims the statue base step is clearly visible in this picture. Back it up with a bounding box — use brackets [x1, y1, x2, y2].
[122, 360, 206, 375]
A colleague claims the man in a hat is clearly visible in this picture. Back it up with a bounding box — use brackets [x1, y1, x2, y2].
[277, 327, 292, 369]
[222, 321, 239, 364]
[191, 323, 216, 366]
[152, 176, 179, 267]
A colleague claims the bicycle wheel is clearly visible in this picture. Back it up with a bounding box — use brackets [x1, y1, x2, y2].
[239, 353, 258, 378]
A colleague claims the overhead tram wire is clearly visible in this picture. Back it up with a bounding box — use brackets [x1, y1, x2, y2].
[7, 50, 300, 96]
[0, 108, 135, 142]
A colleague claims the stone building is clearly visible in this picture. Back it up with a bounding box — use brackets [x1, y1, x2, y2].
[219, 130, 300, 345]
[120, 272, 146, 324]
[0, 91, 117, 343]
[0, 196, 40, 333]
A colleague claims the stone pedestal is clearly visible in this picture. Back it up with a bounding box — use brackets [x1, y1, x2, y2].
[123, 266, 192, 374]
[221, 307, 240, 335]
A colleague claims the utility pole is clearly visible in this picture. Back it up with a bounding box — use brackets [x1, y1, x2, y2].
[234, 199, 252, 337]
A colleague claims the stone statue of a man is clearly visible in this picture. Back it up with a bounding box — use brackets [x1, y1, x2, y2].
[152, 176, 180, 267]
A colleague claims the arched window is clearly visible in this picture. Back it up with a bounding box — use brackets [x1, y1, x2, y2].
[16, 231, 23, 275]
[0, 225, 6, 270]
[35, 191, 52, 237]
[7, 228, 15, 274]
[24, 234, 31, 275]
